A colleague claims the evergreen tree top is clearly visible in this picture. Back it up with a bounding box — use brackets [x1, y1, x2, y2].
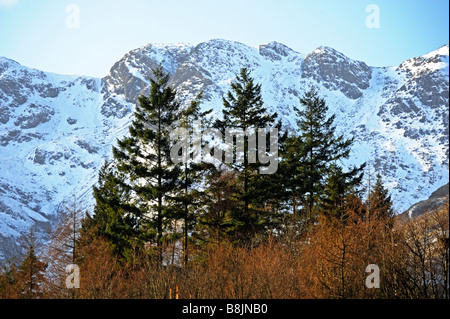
[219, 67, 278, 130]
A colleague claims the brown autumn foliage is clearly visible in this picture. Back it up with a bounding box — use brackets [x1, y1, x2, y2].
[0, 230, 48, 299]
[391, 202, 449, 298]
[299, 195, 394, 298]
[300, 200, 449, 299]
[67, 237, 303, 299]
[41, 201, 83, 298]
[1, 199, 448, 299]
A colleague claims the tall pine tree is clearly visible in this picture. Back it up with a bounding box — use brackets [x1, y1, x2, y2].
[175, 92, 213, 265]
[112, 66, 181, 264]
[215, 67, 278, 243]
[289, 86, 365, 220]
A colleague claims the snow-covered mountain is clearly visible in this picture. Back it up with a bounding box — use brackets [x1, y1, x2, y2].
[0, 39, 448, 261]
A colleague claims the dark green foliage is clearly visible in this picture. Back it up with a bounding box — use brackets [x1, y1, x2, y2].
[88, 161, 141, 261]
[217, 67, 278, 130]
[215, 68, 278, 243]
[281, 86, 365, 220]
[175, 92, 214, 264]
[17, 230, 47, 299]
[367, 173, 394, 221]
[195, 165, 241, 244]
[322, 163, 366, 215]
[321, 163, 349, 215]
[111, 66, 182, 263]
[278, 132, 305, 217]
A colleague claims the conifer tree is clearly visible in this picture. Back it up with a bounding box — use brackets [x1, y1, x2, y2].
[290, 86, 365, 220]
[248, 125, 288, 232]
[321, 163, 365, 217]
[112, 66, 182, 264]
[175, 92, 213, 265]
[17, 230, 47, 298]
[196, 165, 240, 243]
[367, 173, 394, 221]
[215, 67, 278, 243]
[278, 133, 305, 217]
[88, 161, 140, 261]
[321, 163, 348, 215]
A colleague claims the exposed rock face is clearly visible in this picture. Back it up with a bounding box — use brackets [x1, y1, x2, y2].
[102, 43, 193, 103]
[301, 46, 372, 99]
[259, 42, 294, 61]
[0, 41, 448, 262]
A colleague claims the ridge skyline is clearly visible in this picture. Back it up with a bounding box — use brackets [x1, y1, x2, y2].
[1, 39, 449, 78]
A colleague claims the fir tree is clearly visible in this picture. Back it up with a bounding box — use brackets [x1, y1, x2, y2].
[17, 230, 47, 299]
[321, 163, 366, 217]
[112, 66, 182, 264]
[321, 163, 348, 215]
[215, 67, 278, 243]
[175, 92, 213, 265]
[88, 161, 140, 261]
[290, 86, 365, 220]
[278, 132, 305, 217]
[249, 125, 288, 232]
[196, 165, 240, 244]
[367, 173, 394, 221]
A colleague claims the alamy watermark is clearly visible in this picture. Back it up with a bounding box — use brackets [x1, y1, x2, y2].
[365, 264, 380, 289]
[170, 122, 279, 174]
[65, 4, 80, 29]
[66, 264, 80, 289]
[365, 4, 380, 29]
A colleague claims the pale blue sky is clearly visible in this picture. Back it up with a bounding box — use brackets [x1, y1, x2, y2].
[0, 0, 448, 77]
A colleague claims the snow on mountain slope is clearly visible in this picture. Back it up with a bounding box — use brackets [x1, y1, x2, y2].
[0, 57, 106, 259]
[0, 40, 448, 262]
